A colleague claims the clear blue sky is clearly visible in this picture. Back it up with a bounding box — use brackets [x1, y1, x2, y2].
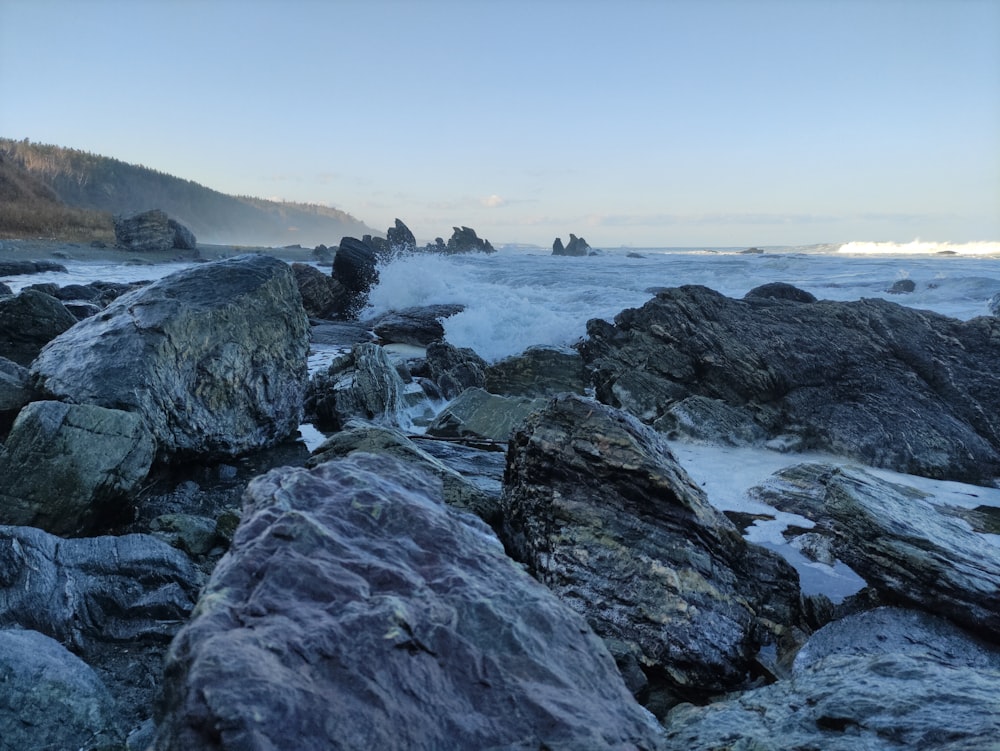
[2, 0, 998, 247]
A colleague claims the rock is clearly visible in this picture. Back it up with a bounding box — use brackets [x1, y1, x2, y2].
[502, 394, 805, 714]
[426, 387, 547, 443]
[0, 288, 78, 366]
[748, 462, 1000, 641]
[445, 225, 496, 254]
[484, 344, 588, 398]
[151, 454, 664, 751]
[0, 525, 203, 651]
[331, 236, 379, 317]
[386, 217, 417, 252]
[663, 608, 1000, 751]
[291, 261, 342, 318]
[306, 420, 501, 525]
[887, 278, 916, 294]
[424, 339, 487, 399]
[652, 394, 767, 445]
[114, 209, 197, 252]
[0, 628, 123, 751]
[31, 255, 309, 461]
[0, 401, 156, 535]
[304, 343, 408, 431]
[0, 355, 32, 421]
[149, 513, 220, 557]
[371, 304, 465, 346]
[744, 281, 817, 303]
[0, 259, 67, 276]
[741, 247, 765, 254]
[579, 284, 1000, 484]
[553, 233, 591, 257]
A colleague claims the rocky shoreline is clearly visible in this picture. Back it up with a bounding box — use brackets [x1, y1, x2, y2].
[1, 240, 999, 750]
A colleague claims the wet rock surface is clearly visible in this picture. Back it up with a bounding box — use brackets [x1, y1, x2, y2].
[0, 287, 78, 365]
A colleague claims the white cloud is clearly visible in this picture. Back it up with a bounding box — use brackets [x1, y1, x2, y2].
[481, 194, 507, 208]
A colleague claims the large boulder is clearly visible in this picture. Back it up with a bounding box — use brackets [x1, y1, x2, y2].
[748, 462, 1000, 641]
[502, 394, 805, 714]
[30, 254, 310, 461]
[0, 400, 156, 535]
[0, 629, 123, 751]
[114, 209, 197, 252]
[0, 288, 78, 366]
[151, 454, 664, 751]
[579, 284, 1000, 484]
[304, 343, 408, 431]
[663, 608, 1000, 751]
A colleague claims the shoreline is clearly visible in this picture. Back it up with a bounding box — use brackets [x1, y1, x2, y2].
[0, 238, 321, 266]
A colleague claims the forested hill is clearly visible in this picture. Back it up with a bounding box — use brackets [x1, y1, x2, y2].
[0, 138, 377, 246]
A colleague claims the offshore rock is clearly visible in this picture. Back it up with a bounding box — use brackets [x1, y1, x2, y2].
[748, 462, 1000, 641]
[372, 304, 464, 346]
[743, 281, 817, 303]
[445, 225, 495, 254]
[0, 628, 123, 751]
[426, 387, 546, 443]
[306, 420, 501, 525]
[386, 217, 417, 252]
[663, 608, 1000, 750]
[424, 339, 487, 399]
[152, 454, 664, 751]
[0, 525, 203, 652]
[332, 236, 379, 317]
[502, 394, 804, 715]
[0, 400, 155, 535]
[0, 288, 78, 366]
[552, 233, 591, 257]
[114, 209, 197, 252]
[304, 343, 407, 431]
[31, 255, 310, 461]
[0, 259, 67, 276]
[484, 344, 588, 398]
[580, 284, 1000, 484]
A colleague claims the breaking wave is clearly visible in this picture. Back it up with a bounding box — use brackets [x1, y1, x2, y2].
[838, 240, 1000, 256]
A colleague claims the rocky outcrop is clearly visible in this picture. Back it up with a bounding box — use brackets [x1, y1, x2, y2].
[114, 209, 197, 252]
[152, 454, 664, 750]
[0, 288, 78, 365]
[331, 236, 380, 317]
[426, 387, 546, 443]
[579, 284, 1000, 484]
[445, 225, 495, 254]
[372, 304, 464, 346]
[31, 254, 310, 461]
[552, 233, 591, 256]
[386, 217, 416, 252]
[424, 339, 487, 399]
[291, 261, 349, 318]
[0, 259, 67, 276]
[0, 629, 123, 751]
[0, 401, 155, 535]
[484, 344, 587, 398]
[748, 462, 1000, 641]
[663, 608, 1000, 750]
[502, 394, 805, 715]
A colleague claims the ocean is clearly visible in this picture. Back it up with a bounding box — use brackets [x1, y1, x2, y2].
[6, 239, 1000, 600]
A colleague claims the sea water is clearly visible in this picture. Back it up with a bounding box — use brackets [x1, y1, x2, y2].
[6, 240, 1000, 599]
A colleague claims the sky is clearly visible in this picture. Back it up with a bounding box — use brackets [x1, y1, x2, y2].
[1, 0, 998, 247]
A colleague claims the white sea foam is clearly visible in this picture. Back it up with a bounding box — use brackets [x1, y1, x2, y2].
[838, 240, 1000, 256]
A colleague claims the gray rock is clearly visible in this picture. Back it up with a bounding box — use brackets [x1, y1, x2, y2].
[425, 339, 487, 399]
[484, 344, 588, 398]
[0, 525, 203, 651]
[426, 386, 547, 443]
[748, 462, 1000, 641]
[580, 284, 1000, 484]
[744, 281, 817, 302]
[887, 278, 917, 294]
[0, 401, 155, 535]
[663, 608, 1000, 751]
[0, 628, 123, 751]
[552, 233, 591, 257]
[652, 394, 767, 445]
[0, 288, 78, 366]
[445, 225, 495, 254]
[150, 513, 219, 557]
[386, 217, 416, 252]
[291, 261, 345, 318]
[332, 236, 379, 316]
[0, 355, 32, 414]
[0, 259, 67, 276]
[31, 254, 310, 461]
[114, 209, 197, 251]
[372, 304, 464, 346]
[502, 394, 805, 715]
[152, 454, 664, 751]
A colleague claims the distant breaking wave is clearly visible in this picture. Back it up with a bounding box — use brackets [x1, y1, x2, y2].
[838, 240, 1000, 256]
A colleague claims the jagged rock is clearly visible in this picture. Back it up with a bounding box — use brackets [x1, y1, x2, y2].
[0, 288, 78, 365]
[151, 454, 664, 751]
[306, 420, 501, 525]
[0, 401, 156, 535]
[552, 237, 565, 255]
[426, 387, 546, 443]
[579, 284, 1000, 483]
[425, 339, 487, 399]
[304, 343, 408, 431]
[114, 209, 197, 252]
[744, 282, 817, 303]
[502, 394, 805, 715]
[291, 261, 343, 318]
[0, 629, 123, 751]
[31, 255, 309, 461]
[663, 608, 1000, 751]
[552, 233, 591, 257]
[484, 344, 587, 398]
[386, 217, 417, 252]
[748, 462, 1000, 641]
[0, 525, 203, 652]
[652, 394, 767, 445]
[445, 225, 495, 254]
[372, 304, 465, 346]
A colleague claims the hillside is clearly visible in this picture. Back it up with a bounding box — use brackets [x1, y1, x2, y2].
[0, 139, 377, 246]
